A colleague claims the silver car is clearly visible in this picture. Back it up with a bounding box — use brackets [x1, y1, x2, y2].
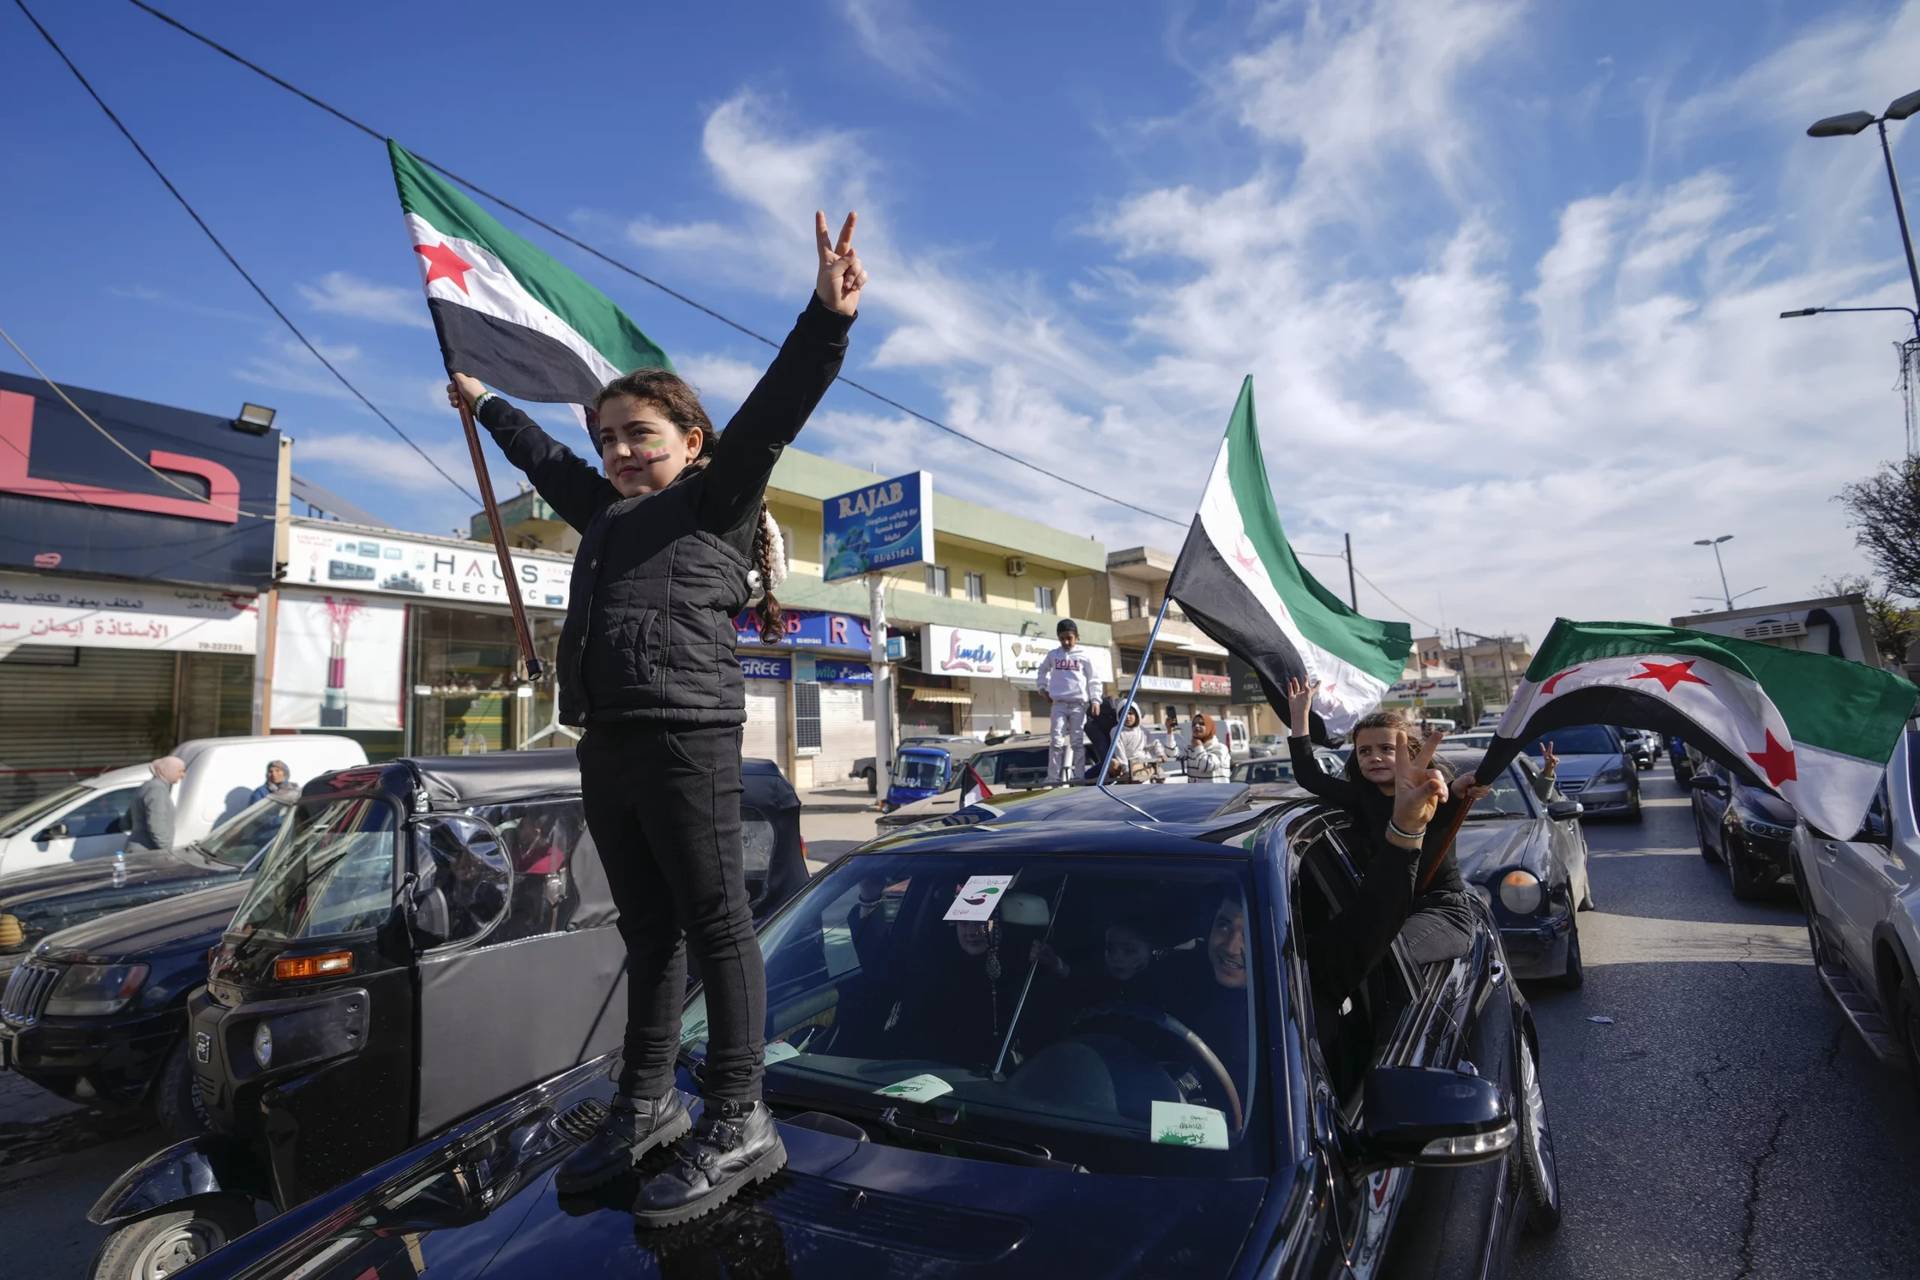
[1521, 724, 1641, 821]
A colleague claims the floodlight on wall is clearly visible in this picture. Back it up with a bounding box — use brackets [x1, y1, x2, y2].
[234, 402, 277, 435]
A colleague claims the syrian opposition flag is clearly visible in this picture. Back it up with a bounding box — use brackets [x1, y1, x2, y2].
[1477, 619, 1917, 838]
[1166, 377, 1411, 737]
[959, 763, 994, 809]
[388, 140, 669, 418]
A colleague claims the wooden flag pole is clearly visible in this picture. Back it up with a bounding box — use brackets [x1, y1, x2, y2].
[455, 397, 544, 682]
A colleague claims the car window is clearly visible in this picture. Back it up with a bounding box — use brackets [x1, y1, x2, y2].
[694, 851, 1270, 1176]
[981, 747, 1049, 788]
[1459, 760, 1539, 820]
[231, 797, 398, 940]
[0, 783, 96, 838]
[201, 797, 296, 867]
[1521, 724, 1617, 756]
[473, 800, 585, 943]
[56, 787, 136, 839]
[893, 754, 945, 791]
[1235, 760, 1294, 784]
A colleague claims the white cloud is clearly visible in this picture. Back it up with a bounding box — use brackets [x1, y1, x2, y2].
[675, 353, 762, 409]
[292, 430, 475, 496]
[836, 0, 967, 100]
[297, 271, 432, 330]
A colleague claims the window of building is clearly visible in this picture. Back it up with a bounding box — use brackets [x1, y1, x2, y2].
[964, 572, 986, 603]
[1160, 655, 1193, 679]
[1126, 594, 1145, 620]
[1119, 647, 1146, 676]
[777, 524, 795, 572]
[926, 565, 950, 597]
[794, 681, 823, 755]
[1195, 659, 1227, 676]
[1034, 585, 1056, 613]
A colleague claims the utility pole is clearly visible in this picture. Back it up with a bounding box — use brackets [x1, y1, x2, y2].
[1344, 532, 1358, 609]
[868, 572, 893, 803]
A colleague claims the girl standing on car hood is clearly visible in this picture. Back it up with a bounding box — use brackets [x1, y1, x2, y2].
[447, 211, 865, 1227]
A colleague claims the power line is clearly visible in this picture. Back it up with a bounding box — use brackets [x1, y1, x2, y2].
[121, 0, 1187, 530]
[14, 0, 481, 508]
[1351, 563, 1439, 632]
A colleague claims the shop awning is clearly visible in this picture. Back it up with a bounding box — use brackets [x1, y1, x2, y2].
[909, 687, 973, 705]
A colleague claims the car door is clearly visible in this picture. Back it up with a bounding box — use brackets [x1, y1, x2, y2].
[21, 785, 139, 871]
[1812, 782, 1896, 986]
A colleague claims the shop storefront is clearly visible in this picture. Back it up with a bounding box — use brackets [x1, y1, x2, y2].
[273, 521, 571, 760]
[733, 608, 876, 786]
[916, 623, 1115, 741]
[0, 373, 281, 808]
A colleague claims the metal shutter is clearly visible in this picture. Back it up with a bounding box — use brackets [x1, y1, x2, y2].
[0, 646, 177, 810]
[743, 680, 786, 769]
[815, 685, 872, 784]
[176, 652, 255, 742]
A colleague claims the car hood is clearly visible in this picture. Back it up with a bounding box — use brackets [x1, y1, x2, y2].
[1533, 753, 1619, 783]
[215, 1081, 1272, 1279]
[1734, 785, 1798, 828]
[0, 850, 236, 966]
[1451, 821, 1547, 885]
[35, 880, 248, 964]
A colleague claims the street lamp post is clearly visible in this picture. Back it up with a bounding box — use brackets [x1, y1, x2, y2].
[1808, 90, 1920, 315]
[1693, 535, 1736, 610]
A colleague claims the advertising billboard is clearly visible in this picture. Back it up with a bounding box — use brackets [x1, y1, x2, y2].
[821, 470, 933, 583]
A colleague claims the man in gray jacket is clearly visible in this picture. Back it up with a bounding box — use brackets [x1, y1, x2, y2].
[127, 756, 186, 853]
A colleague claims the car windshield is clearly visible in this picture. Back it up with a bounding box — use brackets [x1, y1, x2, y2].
[1522, 724, 1617, 756]
[682, 852, 1270, 1176]
[0, 783, 94, 838]
[1459, 762, 1537, 820]
[893, 754, 947, 791]
[981, 747, 1050, 788]
[228, 796, 397, 940]
[195, 796, 297, 869]
[1233, 759, 1294, 784]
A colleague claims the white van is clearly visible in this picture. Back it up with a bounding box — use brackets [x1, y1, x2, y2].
[0, 735, 365, 877]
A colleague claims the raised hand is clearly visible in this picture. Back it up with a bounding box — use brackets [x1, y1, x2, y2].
[1540, 740, 1560, 775]
[447, 372, 486, 412]
[1284, 675, 1317, 736]
[815, 211, 867, 316]
[1390, 728, 1448, 838]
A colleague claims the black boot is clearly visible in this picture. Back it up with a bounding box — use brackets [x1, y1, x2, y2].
[632, 1099, 786, 1227]
[554, 1088, 692, 1194]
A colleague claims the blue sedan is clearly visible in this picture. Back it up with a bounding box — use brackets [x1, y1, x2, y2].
[146, 785, 1562, 1279]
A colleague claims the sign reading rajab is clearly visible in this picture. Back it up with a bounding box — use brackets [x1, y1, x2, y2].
[822, 470, 933, 582]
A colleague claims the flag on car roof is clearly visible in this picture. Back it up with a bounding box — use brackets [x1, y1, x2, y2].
[1166, 377, 1410, 737]
[1475, 619, 1917, 837]
[388, 139, 670, 417]
[959, 762, 993, 809]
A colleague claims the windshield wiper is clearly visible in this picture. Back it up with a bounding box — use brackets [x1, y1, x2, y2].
[761, 1085, 1086, 1173]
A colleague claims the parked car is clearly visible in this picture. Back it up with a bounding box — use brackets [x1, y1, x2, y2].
[1229, 745, 1347, 787]
[1617, 728, 1655, 771]
[1446, 750, 1593, 988]
[0, 735, 364, 878]
[1791, 726, 1920, 1079]
[855, 737, 954, 795]
[882, 736, 988, 810]
[875, 736, 1053, 829]
[1448, 729, 1499, 751]
[1521, 724, 1640, 820]
[1688, 757, 1798, 900]
[0, 788, 298, 983]
[130, 785, 1560, 1280]
[81, 749, 808, 1280]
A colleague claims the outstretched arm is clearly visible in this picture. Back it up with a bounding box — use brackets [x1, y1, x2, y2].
[699, 211, 865, 536]
[450, 375, 616, 533]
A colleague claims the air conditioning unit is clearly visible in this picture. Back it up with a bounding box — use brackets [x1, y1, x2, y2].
[1741, 619, 1807, 642]
[1005, 557, 1028, 577]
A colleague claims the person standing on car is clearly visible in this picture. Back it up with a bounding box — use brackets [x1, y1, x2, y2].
[1036, 619, 1102, 785]
[1183, 713, 1233, 781]
[446, 211, 865, 1226]
[127, 756, 185, 853]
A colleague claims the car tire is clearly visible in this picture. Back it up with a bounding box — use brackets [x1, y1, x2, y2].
[1726, 830, 1769, 902]
[1695, 807, 1722, 865]
[90, 1197, 257, 1280]
[1515, 1031, 1562, 1234]
[1551, 922, 1585, 989]
[154, 1037, 209, 1142]
[1625, 786, 1642, 822]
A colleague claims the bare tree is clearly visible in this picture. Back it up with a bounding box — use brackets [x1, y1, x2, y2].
[1836, 458, 1920, 600]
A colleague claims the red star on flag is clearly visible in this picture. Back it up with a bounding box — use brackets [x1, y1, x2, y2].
[1746, 731, 1797, 787]
[414, 240, 474, 294]
[1629, 659, 1710, 694]
[1541, 666, 1582, 695]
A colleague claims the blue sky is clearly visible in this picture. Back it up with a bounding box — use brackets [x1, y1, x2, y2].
[5, 0, 1920, 641]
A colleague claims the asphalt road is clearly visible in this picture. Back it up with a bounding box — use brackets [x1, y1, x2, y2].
[1513, 770, 1920, 1280]
[4, 770, 1916, 1278]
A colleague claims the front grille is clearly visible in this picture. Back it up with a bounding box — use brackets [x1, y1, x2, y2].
[1557, 777, 1588, 795]
[1, 960, 60, 1026]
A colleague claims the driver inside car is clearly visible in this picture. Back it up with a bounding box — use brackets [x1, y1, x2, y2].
[1145, 892, 1252, 1100]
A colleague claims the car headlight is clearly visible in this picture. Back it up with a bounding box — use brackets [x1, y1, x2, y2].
[1498, 870, 1544, 915]
[1590, 765, 1625, 786]
[253, 1021, 274, 1069]
[44, 962, 149, 1017]
[1734, 810, 1794, 841]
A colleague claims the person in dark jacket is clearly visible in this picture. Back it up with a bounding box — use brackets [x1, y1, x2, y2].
[1282, 678, 1480, 994]
[446, 210, 866, 1226]
[126, 756, 185, 853]
[1083, 698, 1119, 780]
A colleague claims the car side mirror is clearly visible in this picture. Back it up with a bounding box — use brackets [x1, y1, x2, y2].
[1546, 799, 1583, 821]
[1353, 1066, 1516, 1172]
[34, 821, 68, 841]
[1688, 775, 1726, 795]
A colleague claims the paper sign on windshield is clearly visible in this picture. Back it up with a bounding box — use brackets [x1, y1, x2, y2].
[1150, 1100, 1228, 1150]
[874, 1073, 954, 1103]
[943, 875, 1015, 922]
[764, 1041, 800, 1065]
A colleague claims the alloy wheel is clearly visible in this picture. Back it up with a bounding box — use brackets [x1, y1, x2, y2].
[132, 1221, 227, 1280]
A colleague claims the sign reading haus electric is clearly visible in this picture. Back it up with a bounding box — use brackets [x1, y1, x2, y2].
[821, 470, 933, 583]
[0, 371, 280, 590]
[286, 523, 572, 610]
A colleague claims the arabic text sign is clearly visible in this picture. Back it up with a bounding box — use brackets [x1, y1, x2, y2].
[942, 875, 1015, 922]
[1387, 674, 1463, 702]
[821, 471, 933, 583]
[0, 573, 257, 653]
[285, 523, 572, 610]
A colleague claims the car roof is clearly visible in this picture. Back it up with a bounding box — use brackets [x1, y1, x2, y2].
[862, 784, 1313, 858]
[304, 751, 786, 811]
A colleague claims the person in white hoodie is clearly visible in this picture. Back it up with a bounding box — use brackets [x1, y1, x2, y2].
[1036, 618, 1103, 785]
[1113, 705, 1162, 782]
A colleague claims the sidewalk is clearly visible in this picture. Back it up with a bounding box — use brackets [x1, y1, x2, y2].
[797, 779, 881, 871]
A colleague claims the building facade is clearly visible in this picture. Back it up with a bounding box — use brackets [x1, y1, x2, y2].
[1106, 547, 1263, 736]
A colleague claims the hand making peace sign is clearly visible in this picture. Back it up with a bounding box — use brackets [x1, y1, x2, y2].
[1390, 727, 1449, 840]
[815, 211, 867, 317]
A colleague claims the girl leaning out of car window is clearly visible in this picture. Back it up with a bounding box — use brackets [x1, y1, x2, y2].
[445, 212, 866, 1227]
[1282, 677, 1483, 969]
